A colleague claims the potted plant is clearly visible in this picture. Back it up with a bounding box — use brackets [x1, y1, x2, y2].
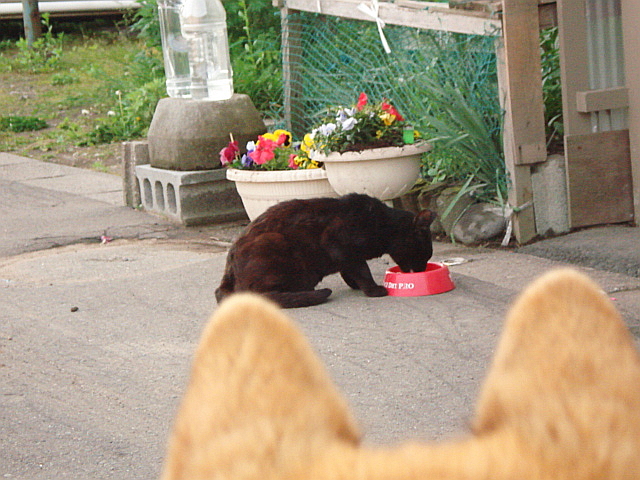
[220, 129, 337, 220]
[308, 93, 431, 201]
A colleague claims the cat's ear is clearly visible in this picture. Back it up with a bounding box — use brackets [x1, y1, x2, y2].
[160, 294, 361, 480]
[414, 209, 436, 233]
[473, 268, 640, 438]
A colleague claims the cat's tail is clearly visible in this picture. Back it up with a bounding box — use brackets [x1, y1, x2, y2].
[263, 288, 333, 309]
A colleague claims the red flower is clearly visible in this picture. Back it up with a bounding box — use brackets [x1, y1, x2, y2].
[249, 137, 277, 165]
[276, 133, 288, 146]
[356, 92, 368, 111]
[381, 100, 404, 122]
[219, 140, 239, 166]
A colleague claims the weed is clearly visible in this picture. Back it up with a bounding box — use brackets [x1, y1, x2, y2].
[540, 27, 563, 150]
[0, 116, 48, 132]
[51, 73, 78, 86]
[14, 14, 65, 72]
[89, 79, 166, 144]
[91, 160, 111, 173]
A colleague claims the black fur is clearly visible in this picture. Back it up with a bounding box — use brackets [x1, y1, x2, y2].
[215, 193, 435, 308]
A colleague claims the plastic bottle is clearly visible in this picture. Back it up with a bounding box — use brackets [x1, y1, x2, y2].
[157, 0, 234, 100]
[158, 0, 191, 98]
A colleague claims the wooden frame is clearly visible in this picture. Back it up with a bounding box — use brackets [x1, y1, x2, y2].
[622, 0, 640, 220]
[274, 0, 640, 243]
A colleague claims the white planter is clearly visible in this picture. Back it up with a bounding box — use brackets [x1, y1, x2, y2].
[226, 168, 338, 220]
[316, 142, 431, 201]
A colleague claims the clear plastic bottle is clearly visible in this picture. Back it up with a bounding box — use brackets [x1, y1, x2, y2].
[157, 0, 234, 100]
[158, 0, 190, 98]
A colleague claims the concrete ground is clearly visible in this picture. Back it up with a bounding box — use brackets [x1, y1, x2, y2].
[1, 152, 639, 479]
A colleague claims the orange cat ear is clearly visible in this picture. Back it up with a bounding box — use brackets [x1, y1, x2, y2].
[473, 268, 640, 439]
[160, 294, 360, 480]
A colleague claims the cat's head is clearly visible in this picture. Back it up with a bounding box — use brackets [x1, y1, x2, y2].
[388, 209, 436, 273]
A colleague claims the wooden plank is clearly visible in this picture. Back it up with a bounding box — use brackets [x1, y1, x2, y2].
[565, 130, 634, 227]
[538, 2, 557, 29]
[499, 0, 547, 166]
[621, 0, 640, 221]
[576, 87, 629, 113]
[556, 0, 591, 136]
[283, 0, 502, 36]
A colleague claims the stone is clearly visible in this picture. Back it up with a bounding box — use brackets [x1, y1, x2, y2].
[452, 202, 507, 245]
[531, 154, 570, 236]
[147, 94, 266, 171]
[435, 186, 475, 237]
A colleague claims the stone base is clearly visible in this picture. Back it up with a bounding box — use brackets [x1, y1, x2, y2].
[147, 94, 266, 171]
[134, 164, 247, 225]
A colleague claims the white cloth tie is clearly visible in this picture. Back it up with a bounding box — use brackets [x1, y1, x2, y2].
[357, 0, 391, 54]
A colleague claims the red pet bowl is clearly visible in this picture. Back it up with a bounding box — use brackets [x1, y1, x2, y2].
[384, 262, 455, 297]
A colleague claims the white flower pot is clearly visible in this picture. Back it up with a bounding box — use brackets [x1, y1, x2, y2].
[316, 142, 431, 201]
[226, 168, 338, 221]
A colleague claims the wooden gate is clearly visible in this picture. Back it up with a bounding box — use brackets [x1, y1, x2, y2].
[557, 0, 634, 227]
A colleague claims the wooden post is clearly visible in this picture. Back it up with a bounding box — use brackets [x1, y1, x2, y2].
[495, 0, 547, 243]
[21, 0, 42, 46]
[621, 0, 640, 222]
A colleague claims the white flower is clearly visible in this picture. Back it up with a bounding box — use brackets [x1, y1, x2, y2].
[81, 109, 90, 115]
[107, 111, 116, 117]
[336, 108, 356, 123]
[316, 122, 337, 136]
[341, 117, 358, 131]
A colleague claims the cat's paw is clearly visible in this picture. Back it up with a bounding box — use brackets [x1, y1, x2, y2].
[363, 285, 388, 297]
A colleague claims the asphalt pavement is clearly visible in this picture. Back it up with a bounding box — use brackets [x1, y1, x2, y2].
[1, 151, 639, 480]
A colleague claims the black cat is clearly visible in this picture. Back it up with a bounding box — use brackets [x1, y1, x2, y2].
[215, 193, 435, 308]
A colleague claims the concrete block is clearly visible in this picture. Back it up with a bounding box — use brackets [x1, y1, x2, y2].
[135, 164, 247, 225]
[531, 154, 570, 236]
[122, 141, 149, 208]
[147, 94, 266, 171]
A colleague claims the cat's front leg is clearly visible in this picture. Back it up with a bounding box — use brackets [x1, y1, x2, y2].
[341, 261, 388, 297]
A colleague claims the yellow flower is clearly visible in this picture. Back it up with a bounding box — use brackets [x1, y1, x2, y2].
[380, 112, 396, 126]
[375, 130, 383, 139]
[262, 129, 292, 147]
[300, 133, 315, 153]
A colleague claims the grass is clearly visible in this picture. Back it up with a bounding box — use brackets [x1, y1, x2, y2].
[0, 19, 159, 175]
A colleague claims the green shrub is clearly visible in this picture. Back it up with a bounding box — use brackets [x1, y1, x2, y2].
[15, 14, 64, 72]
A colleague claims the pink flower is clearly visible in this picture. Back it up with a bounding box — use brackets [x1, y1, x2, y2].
[219, 140, 239, 166]
[248, 137, 277, 165]
[288, 154, 299, 169]
[356, 92, 368, 111]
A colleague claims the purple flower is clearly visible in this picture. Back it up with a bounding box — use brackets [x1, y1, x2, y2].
[241, 154, 253, 168]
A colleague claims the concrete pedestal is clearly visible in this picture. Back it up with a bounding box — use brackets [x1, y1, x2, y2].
[147, 94, 266, 171]
[135, 164, 247, 225]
